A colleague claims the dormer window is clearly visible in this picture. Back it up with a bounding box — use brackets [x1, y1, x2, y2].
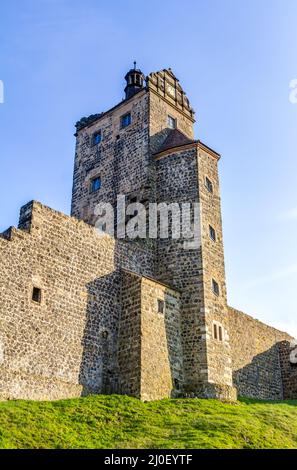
[92, 131, 102, 146]
[121, 113, 131, 128]
[167, 115, 176, 129]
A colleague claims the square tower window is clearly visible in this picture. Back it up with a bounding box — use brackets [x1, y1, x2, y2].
[205, 176, 213, 193]
[167, 115, 176, 129]
[32, 287, 41, 304]
[90, 176, 101, 193]
[212, 279, 220, 296]
[92, 131, 102, 146]
[157, 299, 165, 314]
[209, 225, 216, 242]
[121, 112, 131, 128]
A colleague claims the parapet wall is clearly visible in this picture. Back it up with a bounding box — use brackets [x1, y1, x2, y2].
[1, 200, 296, 402]
[0, 201, 182, 401]
[0, 201, 155, 400]
[0, 201, 120, 399]
[228, 306, 294, 400]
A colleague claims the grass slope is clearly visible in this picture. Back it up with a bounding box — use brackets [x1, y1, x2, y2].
[0, 395, 296, 449]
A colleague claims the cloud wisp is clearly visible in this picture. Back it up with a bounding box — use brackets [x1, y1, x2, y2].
[280, 207, 297, 221]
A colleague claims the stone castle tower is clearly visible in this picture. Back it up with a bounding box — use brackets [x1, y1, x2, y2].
[71, 65, 235, 400]
[0, 65, 296, 401]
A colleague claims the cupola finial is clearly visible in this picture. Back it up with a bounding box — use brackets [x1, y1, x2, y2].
[124, 63, 145, 100]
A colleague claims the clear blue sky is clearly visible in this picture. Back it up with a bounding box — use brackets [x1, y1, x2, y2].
[0, 0, 296, 337]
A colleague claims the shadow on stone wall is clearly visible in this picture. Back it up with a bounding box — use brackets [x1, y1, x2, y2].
[78, 270, 121, 396]
[233, 342, 294, 401]
[163, 303, 183, 398]
[77, 231, 155, 398]
[78, 270, 183, 399]
[279, 340, 297, 400]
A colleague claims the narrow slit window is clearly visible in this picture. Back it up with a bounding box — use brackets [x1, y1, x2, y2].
[218, 326, 223, 341]
[209, 225, 216, 242]
[213, 322, 224, 341]
[205, 176, 213, 193]
[157, 299, 165, 314]
[212, 279, 220, 296]
[32, 287, 41, 304]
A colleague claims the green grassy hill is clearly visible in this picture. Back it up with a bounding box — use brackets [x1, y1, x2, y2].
[0, 395, 296, 449]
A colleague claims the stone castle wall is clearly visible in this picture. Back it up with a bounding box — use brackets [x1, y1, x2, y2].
[139, 275, 182, 401]
[0, 202, 157, 400]
[118, 271, 142, 398]
[0, 201, 184, 401]
[0, 201, 121, 400]
[228, 307, 294, 399]
[1, 199, 294, 401]
[118, 270, 183, 401]
[279, 341, 297, 400]
[196, 144, 234, 394]
[0, 66, 296, 402]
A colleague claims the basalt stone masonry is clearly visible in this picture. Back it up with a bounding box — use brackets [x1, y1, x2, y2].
[0, 66, 296, 401]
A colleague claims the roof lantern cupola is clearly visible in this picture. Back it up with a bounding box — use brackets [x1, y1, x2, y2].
[124, 61, 145, 99]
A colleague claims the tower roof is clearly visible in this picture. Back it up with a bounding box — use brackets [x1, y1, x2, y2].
[124, 61, 144, 79]
[156, 129, 196, 154]
[124, 61, 145, 99]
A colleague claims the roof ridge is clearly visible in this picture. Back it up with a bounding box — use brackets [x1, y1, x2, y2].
[155, 128, 195, 154]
